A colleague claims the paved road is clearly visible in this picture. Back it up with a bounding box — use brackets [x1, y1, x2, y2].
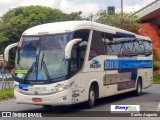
[0, 84, 160, 120]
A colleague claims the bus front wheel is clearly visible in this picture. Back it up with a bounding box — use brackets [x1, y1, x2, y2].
[86, 85, 96, 108]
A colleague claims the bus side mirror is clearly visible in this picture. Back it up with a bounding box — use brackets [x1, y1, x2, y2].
[4, 42, 18, 62]
[65, 39, 82, 59]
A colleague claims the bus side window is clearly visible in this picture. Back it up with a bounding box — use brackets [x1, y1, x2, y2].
[89, 31, 105, 60]
[130, 41, 137, 55]
[70, 46, 78, 72]
[73, 29, 89, 64]
[70, 44, 87, 77]
[134, 41, 141, 54]
[106, 44, 114, 55]
[69, 30, 89, 77]
[143, 40, 152, 55]
[139, 40, 145, 53]
[79, 44, 87, 67]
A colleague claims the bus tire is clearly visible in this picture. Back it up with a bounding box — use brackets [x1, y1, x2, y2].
[86, 85, 96, 108]
[134, 79, 142, 96]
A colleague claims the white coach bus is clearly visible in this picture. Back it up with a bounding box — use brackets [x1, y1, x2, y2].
[4, 21, 153, 108]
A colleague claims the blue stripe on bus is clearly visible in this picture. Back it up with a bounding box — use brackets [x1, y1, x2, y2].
[116, 32, 136, 38]
[104, 59, 152, 69]
[14, 84, 33, 91]
[14, 84, 33, 87]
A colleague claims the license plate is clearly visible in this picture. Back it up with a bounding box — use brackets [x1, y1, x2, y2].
[32, 98, 42, 102]
[34, 86, 46, 91]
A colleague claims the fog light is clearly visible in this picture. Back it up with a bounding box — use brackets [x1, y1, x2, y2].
[58, 87, 64, 92]
[15, 87, 19, 92]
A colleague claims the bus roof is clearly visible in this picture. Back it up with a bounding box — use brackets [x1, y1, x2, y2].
[22, 21, 150, 41]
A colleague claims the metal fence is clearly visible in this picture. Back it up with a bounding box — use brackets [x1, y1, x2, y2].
[0, 40, 15, 90]
[0, 67, 12, 90]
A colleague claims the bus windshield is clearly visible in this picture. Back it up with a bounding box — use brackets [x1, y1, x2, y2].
[15, 33, 71, 82]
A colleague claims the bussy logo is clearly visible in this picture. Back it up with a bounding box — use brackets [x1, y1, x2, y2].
[111, 105, 140, 112]
[90, 59, 101, 68]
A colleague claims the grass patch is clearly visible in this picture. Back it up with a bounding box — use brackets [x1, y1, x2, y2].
[0, 88, 14, 101]
[153, 74, 160, 84]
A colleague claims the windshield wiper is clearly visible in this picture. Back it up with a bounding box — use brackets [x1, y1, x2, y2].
[24, 62, 36, 80]
[40, 52, 44, 69]
[40, 52, 51, 80]
[24, 49, 40, 81]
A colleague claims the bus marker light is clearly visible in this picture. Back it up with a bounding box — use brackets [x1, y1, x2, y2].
[32, 98, 42, 102]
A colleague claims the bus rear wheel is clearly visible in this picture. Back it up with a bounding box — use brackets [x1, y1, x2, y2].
[134, 79, 142, 96]
[86, 85, 96, 108]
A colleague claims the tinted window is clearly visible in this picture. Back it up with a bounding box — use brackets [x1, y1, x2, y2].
[73, 29, 90, 41]
[139, 40, 145, 52]
[134, 41, 141, 52]
[144, 41, 152, 51]
[69, 29, 89, 78]
[89, 31, 105, 60]
[106, 38, 152, 56]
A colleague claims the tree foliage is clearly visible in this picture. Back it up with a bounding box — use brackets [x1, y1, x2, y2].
[153, 50, 160, 71]
[95, 11, 140, 32]
[0, 6, 83, 54]
[68, 11, 83, 20]
[0, 6, 83, 65]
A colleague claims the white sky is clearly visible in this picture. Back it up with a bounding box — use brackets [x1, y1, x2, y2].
[0, 0, 156, 16]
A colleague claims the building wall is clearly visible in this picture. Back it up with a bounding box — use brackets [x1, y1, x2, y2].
[138, 23, 160, 57]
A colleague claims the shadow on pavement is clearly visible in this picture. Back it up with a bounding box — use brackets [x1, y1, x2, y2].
[20, 91, 148, 115]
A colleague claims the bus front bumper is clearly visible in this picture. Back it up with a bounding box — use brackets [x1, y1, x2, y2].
[14, 89, 73, 105]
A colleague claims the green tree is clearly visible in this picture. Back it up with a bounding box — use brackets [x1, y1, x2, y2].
[0, 6, 84, 65]
[85, 13, 94, 21]
[0, 6, 83, 54]
[153, 50, 160, 71]
[68, 11, 83, 20]
[0, 6, 68, 45]
[95, 11, 140, 32]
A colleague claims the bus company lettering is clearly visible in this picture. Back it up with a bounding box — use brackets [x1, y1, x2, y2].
[115, 105, 128, 111]
[115, 105, 139, 111]
[111, 105, 140, 112]
[90, 60, 101, 68]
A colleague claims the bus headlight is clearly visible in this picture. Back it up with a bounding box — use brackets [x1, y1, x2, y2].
[57, 86, 64, 92]
[53, 81, 74, 94]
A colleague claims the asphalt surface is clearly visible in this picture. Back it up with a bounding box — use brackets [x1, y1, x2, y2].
[0, 84, 160, 120]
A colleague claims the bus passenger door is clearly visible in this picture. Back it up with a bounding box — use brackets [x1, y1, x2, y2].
[69, 43, 87, 88]
[68, 43, 87, 102]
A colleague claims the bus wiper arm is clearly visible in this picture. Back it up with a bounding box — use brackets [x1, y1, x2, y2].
[24, 51, 40, 81]
[41, 52, 44, 69]
[41, 52, 51, 80]
[24, 62, 36, 80]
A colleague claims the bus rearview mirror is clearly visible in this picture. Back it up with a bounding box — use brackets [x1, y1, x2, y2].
[65, 38, 82, 59]
[4, 42, 18, 62]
